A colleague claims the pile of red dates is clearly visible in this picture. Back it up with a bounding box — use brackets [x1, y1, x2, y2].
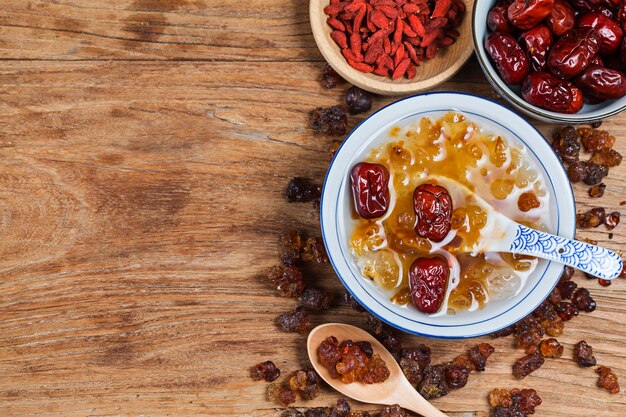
[485, 0, 626, 113]
[351, 163, 453, 314]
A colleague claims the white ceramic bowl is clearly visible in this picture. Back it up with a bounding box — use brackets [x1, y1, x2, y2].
[472, 0, 626, 123]
[320, 92, 576, 338]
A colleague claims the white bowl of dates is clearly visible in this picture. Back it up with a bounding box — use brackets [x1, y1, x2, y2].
[310, 0, 475, 95]
[320, 92, 576, 338]
[472, 0, 626, 122]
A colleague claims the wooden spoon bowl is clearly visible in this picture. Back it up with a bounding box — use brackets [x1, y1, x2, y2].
[307, 323, 448, 416]
[309, 0, 475, 95]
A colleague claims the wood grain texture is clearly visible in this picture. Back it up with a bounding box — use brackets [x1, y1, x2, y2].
[0, 1, 624, 416]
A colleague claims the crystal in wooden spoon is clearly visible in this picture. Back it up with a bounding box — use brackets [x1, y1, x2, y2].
[307, 322, 448, 417]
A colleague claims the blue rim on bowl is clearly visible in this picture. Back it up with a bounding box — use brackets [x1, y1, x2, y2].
[472, 0, 626, 123]
[320, 92, 576, 339]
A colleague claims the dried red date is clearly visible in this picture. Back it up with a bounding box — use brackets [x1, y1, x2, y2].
[548, 28, 601, 79]
[575, 65, 626, 100]
[488, 1, 516, 32]
[507, 0, 555, 30]
[409, 257, 449, 314]
[578, 12, 624, 54]
[519, 24, 553, 71]
[485, 32, 530, 85]
[351, 162, 390, 219]
[522, 71, 584, 113]
[569, 0, 620, 12]
[545, 0, 576, 36]
[413, 184, 453, 242]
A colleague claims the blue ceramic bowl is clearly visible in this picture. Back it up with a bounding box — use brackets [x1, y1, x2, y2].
[320, 93, 575, 338]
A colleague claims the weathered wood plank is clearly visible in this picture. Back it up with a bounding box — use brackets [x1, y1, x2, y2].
[0, 0, 319, 61]
[0, 60, 624, 416]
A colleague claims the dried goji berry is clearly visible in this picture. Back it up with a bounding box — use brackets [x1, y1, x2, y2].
[404, 41, 420, 64]
[400, 24, 415, 38]
[343, 47, 363, 62]
[327, 17, 346, 31]
[406, 63, 417, 78]
[350, 33, 363, 57]
[394, 17, 404, 43]
[408, 14, 426, 36]
[332, 31, 349, 49]
[432, 0, 453, 18]
[394, 43, 406, 67]
[348, 59, 375, 73]
[421, 29, 442, 47]
[392, 58, 411, 79]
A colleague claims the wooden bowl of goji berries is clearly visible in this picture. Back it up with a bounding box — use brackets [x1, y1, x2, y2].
[310, 0, 474, 95]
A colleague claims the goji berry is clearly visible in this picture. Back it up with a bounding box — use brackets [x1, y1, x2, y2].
[348, 59, 375, 72]
[343, 47, 363, 62]
[394, 43, 406, 67]
[392, 58, 411, 79]
[350, 33, 363, 57]
[406, 62, 417, 78]
[332, 31, 349, 49]
[432, 0, 452, 18]
[408, 14, 426, 37]
[327, 17, 346, 31]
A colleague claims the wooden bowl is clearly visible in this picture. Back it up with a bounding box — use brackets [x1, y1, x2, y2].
[310, 0, 475, 95]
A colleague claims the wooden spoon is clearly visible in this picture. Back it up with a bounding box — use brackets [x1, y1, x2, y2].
[307, 323, 448, 417]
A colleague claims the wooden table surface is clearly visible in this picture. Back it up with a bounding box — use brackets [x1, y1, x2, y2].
[0, 1, 625, 416]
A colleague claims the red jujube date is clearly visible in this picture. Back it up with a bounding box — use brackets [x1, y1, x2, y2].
[488, 1, 515, 32]
[409, 257, 449, 314]
[519, 24, 554, 71]
[485, 32, 530, 84]
[574, 64, 626, 99]
[351, 162, 390, 219]
[522, 71, 584, 113]
[568, 0, 619, 12]
[578, 12, 624, 54]
[548, 28, 601, 79]
[413, 184, 453, 242]
[507, 0, 555, 30]
[545, 0, 575, 36]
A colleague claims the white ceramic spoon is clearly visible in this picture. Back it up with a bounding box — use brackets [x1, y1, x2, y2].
[427, 175, 623, 280]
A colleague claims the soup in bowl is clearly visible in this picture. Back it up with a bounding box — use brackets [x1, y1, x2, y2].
[320, 93, 575, 338]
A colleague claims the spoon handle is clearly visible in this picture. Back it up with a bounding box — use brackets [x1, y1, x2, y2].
[392, 379, 449, 417]
[506, 224, 623, 280]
